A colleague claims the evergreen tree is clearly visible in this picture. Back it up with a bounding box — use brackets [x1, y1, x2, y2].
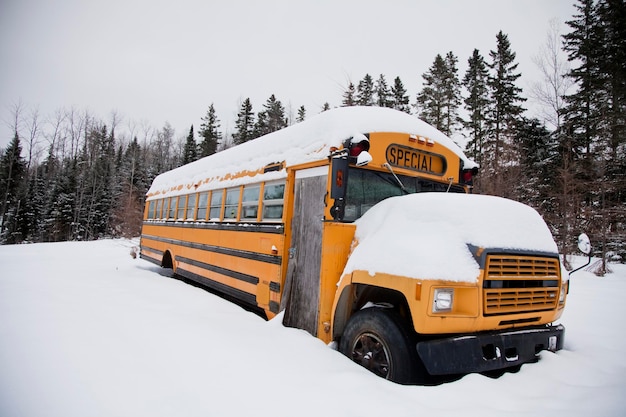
[21, 167, 48, 242]
[514, 117, 558, 207]
[484, 31, 526, 195]
[416, 54, 448, 130]
[253, 110, 269, 138]
[462, 49, 490, 167]
[596, 0, 626, 266]
[342, 82, 356, 106]
[0, 132, 26, 241]
[375, 74, 392, 107]
[233, 98, 255, 145]
[356, 74, 375, 106]
[596, 0, 626, 160]
[390, 76, 410, 113]
[198, 104, 222, 157]
[81, 124, 115, 239]
[48, 158, 79, 241]
[563, 0, 603, 161]
[182, 125, 198, 164]
[563, 0, 626, 269]
[256, 94, 287, 135]
[111, 136, 147, 237]
[443, 52, 462, 135]
[296, 105, 306, 123]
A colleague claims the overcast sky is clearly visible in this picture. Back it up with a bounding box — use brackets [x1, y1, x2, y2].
[0, 0, 577, 150]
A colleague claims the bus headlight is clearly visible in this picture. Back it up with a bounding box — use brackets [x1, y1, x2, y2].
[433, 288, 454, 312]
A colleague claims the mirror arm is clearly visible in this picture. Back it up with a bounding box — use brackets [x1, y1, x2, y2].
[569, 252, 592, 277]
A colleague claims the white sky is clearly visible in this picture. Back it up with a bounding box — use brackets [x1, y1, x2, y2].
[0, 0, 576, 150]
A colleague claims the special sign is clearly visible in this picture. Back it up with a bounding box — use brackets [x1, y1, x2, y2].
[385, 144, 447, 175]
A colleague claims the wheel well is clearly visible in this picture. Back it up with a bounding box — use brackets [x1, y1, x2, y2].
[162, 250, 174, 269]
[333, 284, 414, 341]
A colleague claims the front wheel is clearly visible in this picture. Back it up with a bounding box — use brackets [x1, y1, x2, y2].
[339, 308, 422, 384]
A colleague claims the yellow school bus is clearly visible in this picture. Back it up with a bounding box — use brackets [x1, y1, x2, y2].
[140, 107, 566, 384]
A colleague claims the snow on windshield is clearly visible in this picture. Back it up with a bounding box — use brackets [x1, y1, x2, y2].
[343, 193, 559, 283]
[147, 106, 477, 199]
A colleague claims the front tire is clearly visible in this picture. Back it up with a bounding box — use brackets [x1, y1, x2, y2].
[339, 308, 420, 384]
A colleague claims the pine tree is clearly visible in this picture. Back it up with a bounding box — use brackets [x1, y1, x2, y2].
[296, 105, 306, 123]
[182, 125, 198, 164]
[485, 31, 526, 195]
[233, 98, 255, 145]
[515, 117, 558, 206]
[563, 0, 626, 269]
[563, 0, 603, 160]
[82, 124, 115, 239]
[356, 74, 375, 106]
[375, 74, 392, 107]
[462, 49, 490, 167]
[198, 104, 222, 157]
[390, 76, 410, 113]
[253, 111, 269, 138]
[110, 137, 147, 237]
[0, 132, 27, 241]
[258, 94, 287, 135]
[48, 158, 79, 241]
[342, 82, 356, 106]
[443, 52, 462, 135]
[596, 0, 626, 266]
[416, 54, 448, 130]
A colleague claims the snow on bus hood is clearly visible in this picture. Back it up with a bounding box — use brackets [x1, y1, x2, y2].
[342, 193, 559, 283]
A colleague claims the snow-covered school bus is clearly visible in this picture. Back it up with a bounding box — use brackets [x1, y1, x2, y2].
[140, 107, 566, 384]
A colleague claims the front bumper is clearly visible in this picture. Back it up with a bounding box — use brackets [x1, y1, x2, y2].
[416, 324, 565, 375]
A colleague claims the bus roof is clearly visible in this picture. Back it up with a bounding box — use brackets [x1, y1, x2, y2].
[147, 106, 477, 200]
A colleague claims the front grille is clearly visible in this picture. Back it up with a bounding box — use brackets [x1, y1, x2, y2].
[483, 255, 561, 316]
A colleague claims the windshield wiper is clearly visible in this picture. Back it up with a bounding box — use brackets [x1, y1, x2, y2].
[382, 163, 409, 194]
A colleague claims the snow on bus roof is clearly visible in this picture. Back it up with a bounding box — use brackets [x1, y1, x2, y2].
[147, 106, 477, 199]
[342, 193, 560, 283]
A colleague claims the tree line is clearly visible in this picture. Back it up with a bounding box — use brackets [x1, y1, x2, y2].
[1, 0, 624, 271]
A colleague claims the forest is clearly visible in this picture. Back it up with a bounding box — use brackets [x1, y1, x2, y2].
[0, 0, 624, 273]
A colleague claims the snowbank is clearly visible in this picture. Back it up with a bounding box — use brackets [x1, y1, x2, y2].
[343, 193, 559, 282]
[0, 239, 625, 417]
[147, 107, 477, 199]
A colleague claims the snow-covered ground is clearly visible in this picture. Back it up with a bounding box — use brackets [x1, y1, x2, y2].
[1, 238, 624, 417]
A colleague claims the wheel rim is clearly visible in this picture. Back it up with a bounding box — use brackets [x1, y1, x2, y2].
[350, 332, 391, 378]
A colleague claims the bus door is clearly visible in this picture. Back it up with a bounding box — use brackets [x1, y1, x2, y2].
[282, 166, 328, 336]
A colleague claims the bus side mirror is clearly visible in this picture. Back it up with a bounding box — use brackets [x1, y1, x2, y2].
[330, 153, 349, 220]
[577, 233, 591, 255]
[570, 233, 592, 277]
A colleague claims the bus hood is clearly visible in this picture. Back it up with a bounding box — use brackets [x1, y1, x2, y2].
[342, 193, 558, 283]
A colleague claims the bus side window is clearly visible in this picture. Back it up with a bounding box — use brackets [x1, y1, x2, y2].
[186, 193, 197, 220]
[196, 192, 209, 221]
[167, 197, 175, 220]
[176, 196, 186, 220]
[148, 200, 155, 219]
[155, 199, 162, 220]
[241, 185, 261, 221]
[209, 190, 223, 221]
[223, 188, 240, 220]
[262, 182, 285, 222]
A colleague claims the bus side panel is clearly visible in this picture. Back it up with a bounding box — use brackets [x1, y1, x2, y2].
[282, 172, 327, 337]
[317, 222, 356, 343]
[140, 221, 285, 316]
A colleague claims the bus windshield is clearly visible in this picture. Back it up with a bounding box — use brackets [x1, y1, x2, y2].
[343, 167, 465, 222]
